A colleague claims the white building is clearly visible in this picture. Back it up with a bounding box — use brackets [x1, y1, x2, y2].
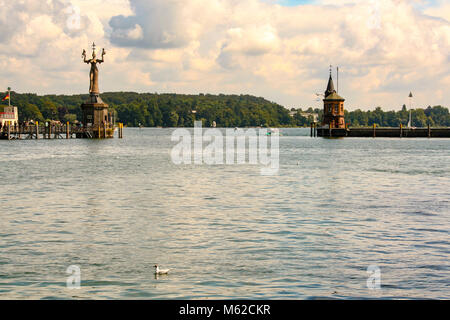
[0, 106, 19, 127]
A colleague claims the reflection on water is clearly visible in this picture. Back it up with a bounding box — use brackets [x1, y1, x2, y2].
[0, 128, 449, 299]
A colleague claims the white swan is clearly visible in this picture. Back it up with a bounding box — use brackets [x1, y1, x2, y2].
[154, 264, 170, 275]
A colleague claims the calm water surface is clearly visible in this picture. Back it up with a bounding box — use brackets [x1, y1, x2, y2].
[0, 128, 449, 299]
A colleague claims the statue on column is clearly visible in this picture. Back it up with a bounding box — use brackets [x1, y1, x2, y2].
[82, 43, 106, 94]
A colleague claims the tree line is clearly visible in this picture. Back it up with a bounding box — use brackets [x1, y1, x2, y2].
[2, 92, 296, 127]
[1, 91, 449, 127]
[344, 105, 450, 127]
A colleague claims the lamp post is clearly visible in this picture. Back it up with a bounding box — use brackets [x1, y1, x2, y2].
[408, 92, 413, 128]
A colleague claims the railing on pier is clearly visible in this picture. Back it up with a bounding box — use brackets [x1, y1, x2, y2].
[0, 122, 123, 140]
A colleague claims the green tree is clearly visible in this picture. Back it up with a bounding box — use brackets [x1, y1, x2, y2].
[413, 109, 427, 127]
[168, 111, 179, 127]
[64, 114, 78, 123]
[40, 100, 59, 120]
[19, 102, 44, 122]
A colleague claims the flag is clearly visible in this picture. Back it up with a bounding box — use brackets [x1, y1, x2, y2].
[2, 93, 10, 101]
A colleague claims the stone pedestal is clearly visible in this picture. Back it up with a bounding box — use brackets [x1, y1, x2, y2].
[80, 93, 115, 138]
[81, 93, 108, 127]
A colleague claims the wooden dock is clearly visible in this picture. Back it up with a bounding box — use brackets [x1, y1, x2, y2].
[314, 124, 450, 138]
[0, 122, 124, 140]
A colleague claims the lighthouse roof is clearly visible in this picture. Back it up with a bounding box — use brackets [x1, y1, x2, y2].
[323, 73, 344, 100]
[324, 92, 345, 101]
[325, 74, 335, 97]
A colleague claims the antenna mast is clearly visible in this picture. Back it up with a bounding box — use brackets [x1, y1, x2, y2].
[337, 67, 339, 94]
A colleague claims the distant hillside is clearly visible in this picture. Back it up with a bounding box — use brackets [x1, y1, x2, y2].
[2, 92, 307, 127]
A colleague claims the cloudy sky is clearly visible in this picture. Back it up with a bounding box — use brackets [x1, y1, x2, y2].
[0, 0, 448, 110]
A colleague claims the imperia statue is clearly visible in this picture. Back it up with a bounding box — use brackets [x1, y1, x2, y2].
[82, 43, 106, 94]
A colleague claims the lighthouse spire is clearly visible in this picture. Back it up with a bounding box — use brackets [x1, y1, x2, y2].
[325, 70, 336, 98]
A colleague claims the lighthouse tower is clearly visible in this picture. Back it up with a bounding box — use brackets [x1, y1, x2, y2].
[322, 71, 345, 129]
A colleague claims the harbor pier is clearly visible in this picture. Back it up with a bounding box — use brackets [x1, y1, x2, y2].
[0, 43, 124, 141]
[0, 122, 123, 140]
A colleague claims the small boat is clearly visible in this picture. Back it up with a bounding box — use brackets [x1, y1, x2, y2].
[267, 128, 280, 136]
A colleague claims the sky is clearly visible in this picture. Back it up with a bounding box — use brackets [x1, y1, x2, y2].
[0, 0, 449, 111]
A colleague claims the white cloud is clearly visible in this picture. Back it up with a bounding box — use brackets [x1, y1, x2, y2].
[108, 0, 201, 49]
[0, 0, 448, 110]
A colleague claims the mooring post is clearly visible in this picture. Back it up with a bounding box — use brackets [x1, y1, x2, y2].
[314, 123, 317, 137]
[428, 124, 431, 138]
[373, 123, 376, 138]
[66, 122, 70, 139]
[329, 124, 332, 137]
[49, 124, 52, 139]
[400, 123, 403, 138]
[36, 122, 39, 140]
[310, 122, 313, 137]
[103, 122, 107, 139]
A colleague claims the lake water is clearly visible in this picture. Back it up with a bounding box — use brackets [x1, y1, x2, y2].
[0, 128, 449, 299]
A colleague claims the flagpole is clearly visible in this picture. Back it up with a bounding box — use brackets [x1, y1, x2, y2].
[8, 87, 10, 107]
